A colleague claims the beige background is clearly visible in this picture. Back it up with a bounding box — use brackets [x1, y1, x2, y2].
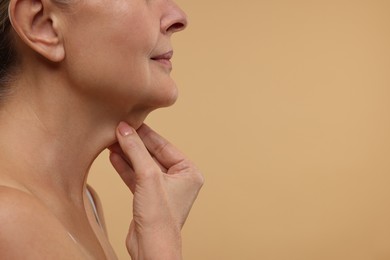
[89, 0, 390, 259]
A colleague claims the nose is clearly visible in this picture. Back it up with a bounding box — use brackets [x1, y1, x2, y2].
[161, 1, 188, 35]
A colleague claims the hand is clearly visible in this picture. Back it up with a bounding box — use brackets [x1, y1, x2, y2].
[108, 122, 204, 260]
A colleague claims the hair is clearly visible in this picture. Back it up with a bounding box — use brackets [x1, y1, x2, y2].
[0, 0, 16, 96]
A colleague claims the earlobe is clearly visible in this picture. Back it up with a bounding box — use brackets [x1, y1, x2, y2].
[8, 0, 65, 63]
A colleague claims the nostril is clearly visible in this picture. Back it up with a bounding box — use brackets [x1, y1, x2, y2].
[167, 22, 186, 33]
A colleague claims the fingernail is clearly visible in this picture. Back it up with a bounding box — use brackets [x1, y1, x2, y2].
[118, 122, 134, 136]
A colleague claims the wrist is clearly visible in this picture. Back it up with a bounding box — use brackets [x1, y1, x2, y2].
[127, 226, 182, 260]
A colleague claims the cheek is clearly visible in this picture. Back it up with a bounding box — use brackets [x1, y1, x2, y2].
[65, 54, 150, 107]
[62, 6, 176, 109]
[64, 23, 153, 99]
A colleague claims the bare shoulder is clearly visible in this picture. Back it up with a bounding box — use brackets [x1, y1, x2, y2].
[0, 185, 48, 224]
[0, 186, 85, 259]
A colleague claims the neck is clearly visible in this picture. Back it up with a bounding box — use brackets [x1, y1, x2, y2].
[0, 73, 139, 202]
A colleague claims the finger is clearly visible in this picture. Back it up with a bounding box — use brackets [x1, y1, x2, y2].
[109, 151, 136, 193]
[108, 142, 122, 154]
[137, 124, 187, 169]
[109, 142, 165, 172]
[116, 122, 160, 177]
[108, 142, 134, 168]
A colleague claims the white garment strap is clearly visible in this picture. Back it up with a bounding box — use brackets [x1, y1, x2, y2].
[86, 188, 102, 228]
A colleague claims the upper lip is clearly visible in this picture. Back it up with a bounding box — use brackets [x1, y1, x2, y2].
[151, 50, 173, 60]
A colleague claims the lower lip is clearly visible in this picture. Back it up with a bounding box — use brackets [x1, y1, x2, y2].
[152, 59, 172, 69]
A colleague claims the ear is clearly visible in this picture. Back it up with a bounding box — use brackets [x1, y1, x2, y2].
[8, 0, 65, 62]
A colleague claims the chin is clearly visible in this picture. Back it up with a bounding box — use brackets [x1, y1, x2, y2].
[160, 82, 179, 107]
[161, 88, 179, 107]
[122, 83, 179, 127]
[147, 77, 179, 107]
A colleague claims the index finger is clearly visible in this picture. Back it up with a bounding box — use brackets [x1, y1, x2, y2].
[137, 124, 187, 169]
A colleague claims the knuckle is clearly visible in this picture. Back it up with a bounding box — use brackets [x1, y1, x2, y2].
[137, 166, 160, 180]
[187, 165, 204, 187]
[193, 172, 205, 187]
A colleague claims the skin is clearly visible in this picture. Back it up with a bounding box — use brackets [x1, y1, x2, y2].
[0, 0, 203, 259]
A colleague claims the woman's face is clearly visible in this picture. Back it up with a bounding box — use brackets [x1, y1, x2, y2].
[62, 0, 187, 117]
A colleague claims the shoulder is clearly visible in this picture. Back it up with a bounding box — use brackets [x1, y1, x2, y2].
[0, 186, 84, 259]
[0, 186, 50, 244]
[0, 185, 44, 222]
